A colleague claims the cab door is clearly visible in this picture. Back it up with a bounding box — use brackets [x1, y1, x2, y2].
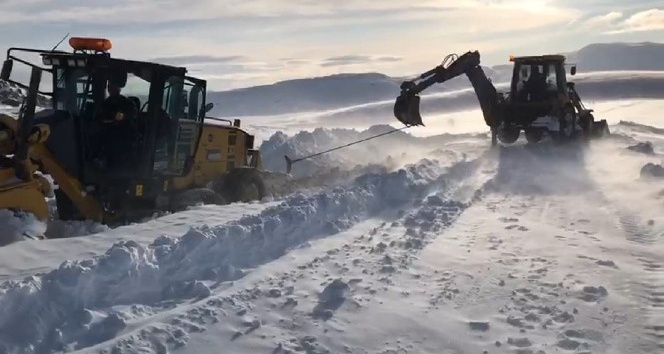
[173, 77, 206, 176]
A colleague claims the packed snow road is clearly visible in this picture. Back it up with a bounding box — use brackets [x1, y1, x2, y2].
[0, 121, 662, 354]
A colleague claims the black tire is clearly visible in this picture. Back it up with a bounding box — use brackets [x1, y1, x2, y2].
[171, 188, 226, 211]
[497, 127, 520, 145]
[217, 167, 266, 203]
[524, 128, 545, 144]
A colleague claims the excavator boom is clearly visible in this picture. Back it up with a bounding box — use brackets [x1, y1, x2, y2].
[394, 51, 500, 129]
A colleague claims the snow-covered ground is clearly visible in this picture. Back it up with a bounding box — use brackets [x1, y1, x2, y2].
[0, 86, 662, 353]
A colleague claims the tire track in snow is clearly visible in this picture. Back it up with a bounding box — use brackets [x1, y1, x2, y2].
[605, 203, 664, 351]
[72, 154, 500, 354]
[592, 133, 664, 350]
[0, 154, 493, 354]
[198, 155, 500, 354]
[448, 142, 661, 353]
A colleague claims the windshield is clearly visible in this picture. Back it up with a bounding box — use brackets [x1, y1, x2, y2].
[52, 67, 93, 117]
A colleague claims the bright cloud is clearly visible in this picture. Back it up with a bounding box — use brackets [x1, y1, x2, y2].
[0, 0, 571, 24]
[0, 1, 661, 90]
[582, 8, 664, 34]
[612, 8, 664, 33]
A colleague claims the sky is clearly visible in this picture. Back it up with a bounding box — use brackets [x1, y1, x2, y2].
[0, 0, 662, 91]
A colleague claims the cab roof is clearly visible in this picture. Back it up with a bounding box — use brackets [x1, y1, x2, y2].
[41, 51, 188, 76]
[511, 54, 567, 64]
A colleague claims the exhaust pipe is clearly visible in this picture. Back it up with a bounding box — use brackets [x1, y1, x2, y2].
[393, 94, 424, 127]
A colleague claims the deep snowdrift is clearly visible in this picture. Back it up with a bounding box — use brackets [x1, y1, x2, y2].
[257, 124, 480, 178]
[0, 116, 662, 353]
[0, 155, 482, 353]
[0, 211, 46, 247]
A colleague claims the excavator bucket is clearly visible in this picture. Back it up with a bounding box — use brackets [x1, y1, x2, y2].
[394, 94, 424, 126]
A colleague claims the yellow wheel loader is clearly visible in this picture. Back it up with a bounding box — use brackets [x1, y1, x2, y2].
[0, 37, 266, 228]
[394, 51, 610, 146]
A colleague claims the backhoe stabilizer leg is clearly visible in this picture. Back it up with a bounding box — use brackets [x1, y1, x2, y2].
[285, 155, 293, 174]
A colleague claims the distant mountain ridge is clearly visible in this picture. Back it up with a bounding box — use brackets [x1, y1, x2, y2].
[2, 42, 661, 117]
[208, 41, 664, 117]
[565, 42, 664, 71]
[0, 80, 51, 109]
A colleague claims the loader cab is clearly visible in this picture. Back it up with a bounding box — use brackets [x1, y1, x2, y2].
[509, 55, 568, 103]
[0, 37, 210, 204]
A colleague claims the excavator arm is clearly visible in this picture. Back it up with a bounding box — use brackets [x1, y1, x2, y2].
[394, 51, 502, 129]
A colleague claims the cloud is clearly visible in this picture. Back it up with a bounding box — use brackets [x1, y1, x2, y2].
[611, 8, 664, 33]
[149, 55, 246, 66]
[2, 0, 658, 92]
[583, 8, 664, 34]
[583, 11, 624, 29]
[0, 0, 574, 25]
[280, 59, 311, 66]
[320, 55, 402, 67]
[0, 1, 435, 24]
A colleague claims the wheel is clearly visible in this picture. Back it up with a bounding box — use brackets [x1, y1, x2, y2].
[524, 128, 545, 144]
[216, 167, 266, 203]
[555, 106, 576, 142]
[497, 127, 520, 144]
[170, 188, 226, 211]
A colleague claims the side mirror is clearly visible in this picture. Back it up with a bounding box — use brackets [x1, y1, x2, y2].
[0, 59, 13, 81]
[204, 102, 214, 113]
[570, 66, 576, 76]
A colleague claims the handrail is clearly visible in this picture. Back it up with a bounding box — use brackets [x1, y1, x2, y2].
[204, 116, 233, 125]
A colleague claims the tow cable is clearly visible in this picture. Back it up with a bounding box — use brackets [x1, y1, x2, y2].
[284, 125, 412, 173]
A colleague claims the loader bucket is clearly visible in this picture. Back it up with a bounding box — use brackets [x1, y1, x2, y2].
[394, 94, 424, 126]
[591, 120, 610, 139]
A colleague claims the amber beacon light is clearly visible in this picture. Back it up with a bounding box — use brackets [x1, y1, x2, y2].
[68, 37, 112, 52]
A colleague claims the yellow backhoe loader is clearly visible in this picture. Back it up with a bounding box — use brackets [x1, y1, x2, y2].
[394, 51, 610, 145]
[0, 37, 266, 228]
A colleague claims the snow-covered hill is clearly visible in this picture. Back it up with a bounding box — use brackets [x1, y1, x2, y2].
[249, 72, 664, 132]
[208, 42, 664, 117]
[0, 80, 51, 109]
[566, 42, 664, 72]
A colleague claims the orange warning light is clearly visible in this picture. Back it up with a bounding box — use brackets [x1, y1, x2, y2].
[509, 55, 515, 62]
[69, 37, 112, 52]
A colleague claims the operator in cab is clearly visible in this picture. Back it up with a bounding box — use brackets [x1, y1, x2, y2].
[94, 72, 140, 172]
[98, 76, 138, 124]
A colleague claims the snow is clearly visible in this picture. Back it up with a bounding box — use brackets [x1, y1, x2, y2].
[0, 155, 473, 353]
[0, 71, 663, 354]
[0, 210, 46, 247]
